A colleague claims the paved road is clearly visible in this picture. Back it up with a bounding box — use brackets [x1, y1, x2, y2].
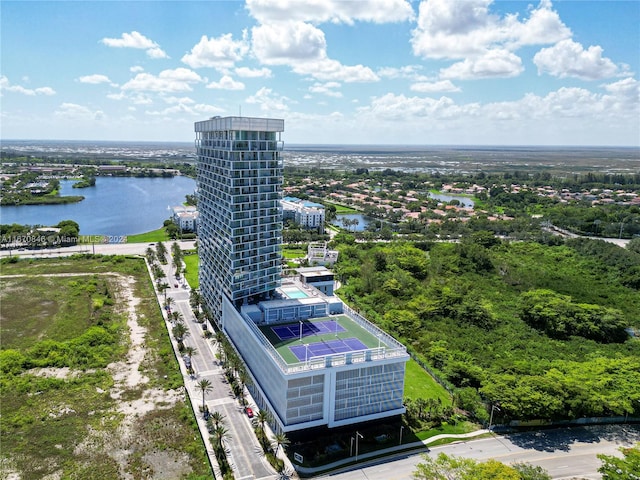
[317, 424, 640, 480]
[156, 256, 280, 480]
[0, 240, 196, 258]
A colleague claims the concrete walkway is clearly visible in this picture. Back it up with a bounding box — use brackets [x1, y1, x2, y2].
[295, 429, 490, 476]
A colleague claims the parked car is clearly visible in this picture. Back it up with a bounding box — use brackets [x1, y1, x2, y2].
[244, 407, 254, 418]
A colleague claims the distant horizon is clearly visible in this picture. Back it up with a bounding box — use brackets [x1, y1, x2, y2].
[2, 139, 639, 150]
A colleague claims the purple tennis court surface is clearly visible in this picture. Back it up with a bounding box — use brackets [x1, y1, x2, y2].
[272, 319, 345, 340]
[290, 338, 368, 361]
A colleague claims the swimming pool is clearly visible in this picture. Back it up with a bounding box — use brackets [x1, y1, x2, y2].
[281, 286, 310, 299]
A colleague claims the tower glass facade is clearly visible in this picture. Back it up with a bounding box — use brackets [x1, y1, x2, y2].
[195, 116, 285, 322]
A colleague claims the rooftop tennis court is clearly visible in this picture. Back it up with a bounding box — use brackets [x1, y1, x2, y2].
[259, 315, 390, 365]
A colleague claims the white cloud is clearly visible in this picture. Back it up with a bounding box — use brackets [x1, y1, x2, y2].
[181, 33, 249, 69]
[120, 68, 204, 92]
[533, 39, 619, 80]
[410, 80, 461, 93]
[206, 75, 245, 90]
[347, 80, 638, 145]
[252, 22, 326, 64]
[410, 0, 570, 80]
[440, 49, 523, 79]
[377, 65, 424, 80]
[130, 66, 144, 73]
[506, 0, 572, 48]
[101, 31, 169, 59]
[163, 96, 195, 105]
[246, 87, 291, 113]
[251, 22, 378, 82]
[603, 77, 639, 97]
[235, 67, 272, 78]
[245, 0, 414, 25]
[146, 102, 224, 117]
[78, 74, 114, 85]
[412, 0, 570, 59]
[309, 82, 343, 97]
[1, 76, 56, 96]
[54, 103, 105, 121]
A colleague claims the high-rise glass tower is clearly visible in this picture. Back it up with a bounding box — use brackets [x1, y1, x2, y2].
[195, 116, 285, 324]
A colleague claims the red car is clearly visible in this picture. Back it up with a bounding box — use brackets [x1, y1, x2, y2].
[244, 407, 254, 418]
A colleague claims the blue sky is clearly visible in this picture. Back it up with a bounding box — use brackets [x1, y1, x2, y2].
[1, 0, 639, 145]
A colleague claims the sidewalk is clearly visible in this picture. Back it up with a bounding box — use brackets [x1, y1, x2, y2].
[295, 429, 490, 476]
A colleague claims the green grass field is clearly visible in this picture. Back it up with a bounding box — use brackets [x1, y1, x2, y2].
[126, 227, 169, 243]
[404, 359, 452, 405]
[182, 253, 199, 289]
[322, 201, 359, 214]
[282, 247, 306, 259]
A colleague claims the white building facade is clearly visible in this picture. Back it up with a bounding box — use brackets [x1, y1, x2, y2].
[195, 116, 407, 433]
[195, 116, 284, 320]
[171, 205, 199, 232]
[282, 197, 325, 230]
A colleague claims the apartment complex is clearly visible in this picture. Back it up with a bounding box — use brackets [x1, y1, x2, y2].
[195, 116, 408, 433]
[282, 196, 325, 229]
[171, 205, 199, 232]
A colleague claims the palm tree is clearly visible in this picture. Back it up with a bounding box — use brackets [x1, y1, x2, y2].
[172, 322, 189, 342]
[210, 410, 225, 427]
[273, 432, 290, 456]
[171, 310, 183, 324]
[211, 425, 230, 450]
[158, 282, 170, 300]
[183, 345, 197, 365]
[254, 409, 271, 431]
[196, 378, 213, 413]
[164, 297, 175, 309]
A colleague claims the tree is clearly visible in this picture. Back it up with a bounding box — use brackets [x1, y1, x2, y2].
[512, 463, 552, 480]
[183, 345, 197, 365]
[211, 425, 230, 450]
[210, 411, 225, 427]
[172, 322, 189, 342]
[196, 378, 213, 412]
[598, 444, 640, 479]
[412, 453, 545, 480]
[254, 409, 272, 431]
[273, 432, 290, 456]
[171, 310, 183, 324]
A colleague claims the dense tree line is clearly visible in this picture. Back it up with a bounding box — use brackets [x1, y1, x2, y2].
[331, 236, 640, 422]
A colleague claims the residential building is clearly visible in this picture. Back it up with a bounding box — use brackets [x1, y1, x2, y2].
[171, 205, 199, 232]
[307, 242, 339, 267]
[282, 196, 325, 230]
[195, 116, 408, 434]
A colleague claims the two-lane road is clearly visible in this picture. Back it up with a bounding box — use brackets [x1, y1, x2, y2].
[317, 424, 640, 479]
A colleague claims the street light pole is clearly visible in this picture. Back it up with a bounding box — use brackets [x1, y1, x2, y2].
[355, 431, 363, 462]
[488, 404, 501, 431]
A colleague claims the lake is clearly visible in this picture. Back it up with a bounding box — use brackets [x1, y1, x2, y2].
[0, 176, 196, 236]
